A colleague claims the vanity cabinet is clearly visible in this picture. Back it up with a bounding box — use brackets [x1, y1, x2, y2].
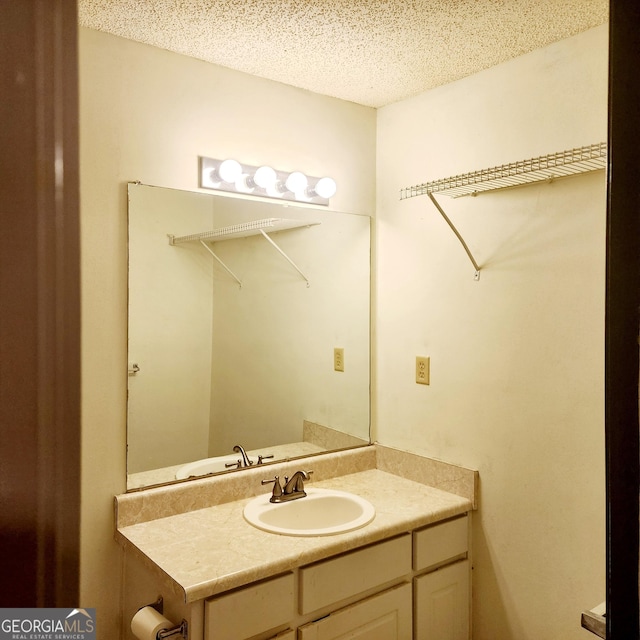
[202, 516, 469, 640]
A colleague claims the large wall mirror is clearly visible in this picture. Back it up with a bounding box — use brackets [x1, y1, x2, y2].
[127, 183, 371, 490]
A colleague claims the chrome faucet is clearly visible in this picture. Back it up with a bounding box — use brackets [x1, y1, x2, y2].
[262, 470, 313, 503]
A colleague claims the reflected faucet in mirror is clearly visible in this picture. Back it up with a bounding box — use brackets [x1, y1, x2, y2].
[126, 182, 371, 491]
[225, 444, 274, 469]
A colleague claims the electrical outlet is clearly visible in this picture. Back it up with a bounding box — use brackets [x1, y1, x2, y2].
[334, 347, 344, 372]
[416, 356, 430, 385]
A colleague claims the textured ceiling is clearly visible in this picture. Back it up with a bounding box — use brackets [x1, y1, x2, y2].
[78, 0, 608, 108]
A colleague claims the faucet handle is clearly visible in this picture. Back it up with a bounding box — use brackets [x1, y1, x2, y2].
[257, 454, 274, 465]
[224, 460, 241, 469]
[261, 475, 283, 500]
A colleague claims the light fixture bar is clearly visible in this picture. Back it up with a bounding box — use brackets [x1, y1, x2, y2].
[199, 156, 336, 206]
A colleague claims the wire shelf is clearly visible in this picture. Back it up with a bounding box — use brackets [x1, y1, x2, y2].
[168, 218, 320, 287]
[400, 142, 607, 199]
[168, 218, 318, 244]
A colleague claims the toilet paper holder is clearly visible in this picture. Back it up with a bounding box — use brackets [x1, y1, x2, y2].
[147, 597, 188, 640]
[157, 620, 188, 640]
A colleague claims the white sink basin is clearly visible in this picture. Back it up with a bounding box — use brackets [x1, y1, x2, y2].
[175, 455, 240, 479]
[243, 488, 375, 536]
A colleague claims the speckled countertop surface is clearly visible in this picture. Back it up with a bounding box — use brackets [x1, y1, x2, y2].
[116, 466, 472, 603]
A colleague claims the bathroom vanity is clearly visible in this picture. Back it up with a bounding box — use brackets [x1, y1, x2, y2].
[116, 445, 478, 640]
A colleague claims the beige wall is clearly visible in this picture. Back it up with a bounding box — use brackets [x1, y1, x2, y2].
[79, 27, 375, 638]
[375, 25, 607, 640]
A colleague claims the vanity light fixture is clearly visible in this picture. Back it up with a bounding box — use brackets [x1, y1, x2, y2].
[200, 156, 337, 206]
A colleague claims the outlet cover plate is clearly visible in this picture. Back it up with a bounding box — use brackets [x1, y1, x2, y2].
[416, 356, 430, 385]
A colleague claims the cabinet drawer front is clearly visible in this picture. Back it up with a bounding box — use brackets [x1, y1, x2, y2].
[299, 535, 411, 615]
[205, 573, 294, 640]
[413, 515, 468, 571]
[298, 582, 412, 640]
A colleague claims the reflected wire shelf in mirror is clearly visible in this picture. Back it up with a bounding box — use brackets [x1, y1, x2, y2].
[168, 217, 321, 287]
[168, 217, 320, 244]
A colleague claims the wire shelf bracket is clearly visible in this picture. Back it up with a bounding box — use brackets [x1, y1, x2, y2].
[168, 218, 319, 287]
[400, 143, 607, 280]
[428, 193, 481, 281]
[198, 240, 243, 287]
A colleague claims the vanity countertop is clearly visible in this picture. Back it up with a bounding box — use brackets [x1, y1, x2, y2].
[116, 467, 473, 603]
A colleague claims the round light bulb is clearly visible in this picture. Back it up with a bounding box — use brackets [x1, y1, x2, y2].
[253, 165, 277, 189]
[285, 171, 308, 194]
[314, 177, 337, 199]
[218, 159, 242, 183]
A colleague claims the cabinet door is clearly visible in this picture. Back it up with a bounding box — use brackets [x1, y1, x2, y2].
[414, 560, 469, 640]
[298, 582, 412, 640]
